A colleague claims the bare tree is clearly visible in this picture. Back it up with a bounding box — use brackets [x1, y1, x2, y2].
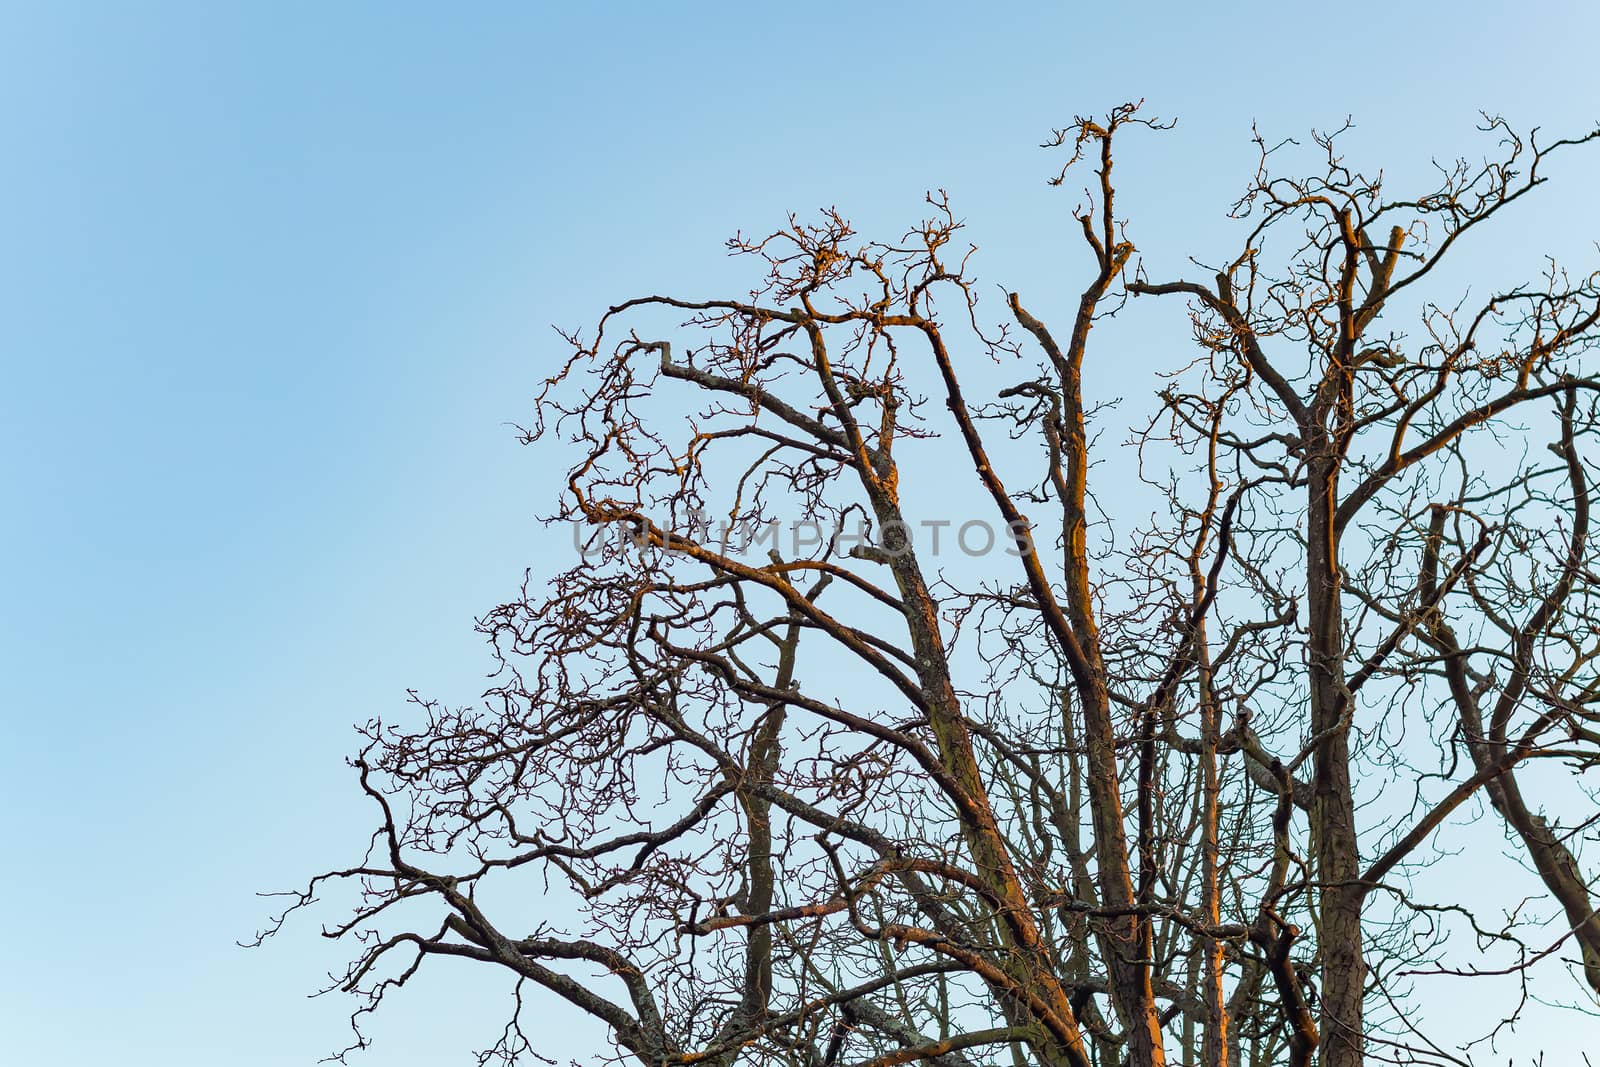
[257, 104, 1600, 1067]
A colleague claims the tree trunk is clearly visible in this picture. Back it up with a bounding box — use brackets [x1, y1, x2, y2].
[1308, 454, 1363, 1067]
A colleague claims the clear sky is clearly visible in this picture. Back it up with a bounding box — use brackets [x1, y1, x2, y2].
[4, 2, 1599, 1064]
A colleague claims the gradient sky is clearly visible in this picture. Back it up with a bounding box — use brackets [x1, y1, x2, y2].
[4, 3, 1599, 1064]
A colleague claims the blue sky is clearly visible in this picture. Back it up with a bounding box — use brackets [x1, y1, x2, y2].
[3, 3, 1599, 1063]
